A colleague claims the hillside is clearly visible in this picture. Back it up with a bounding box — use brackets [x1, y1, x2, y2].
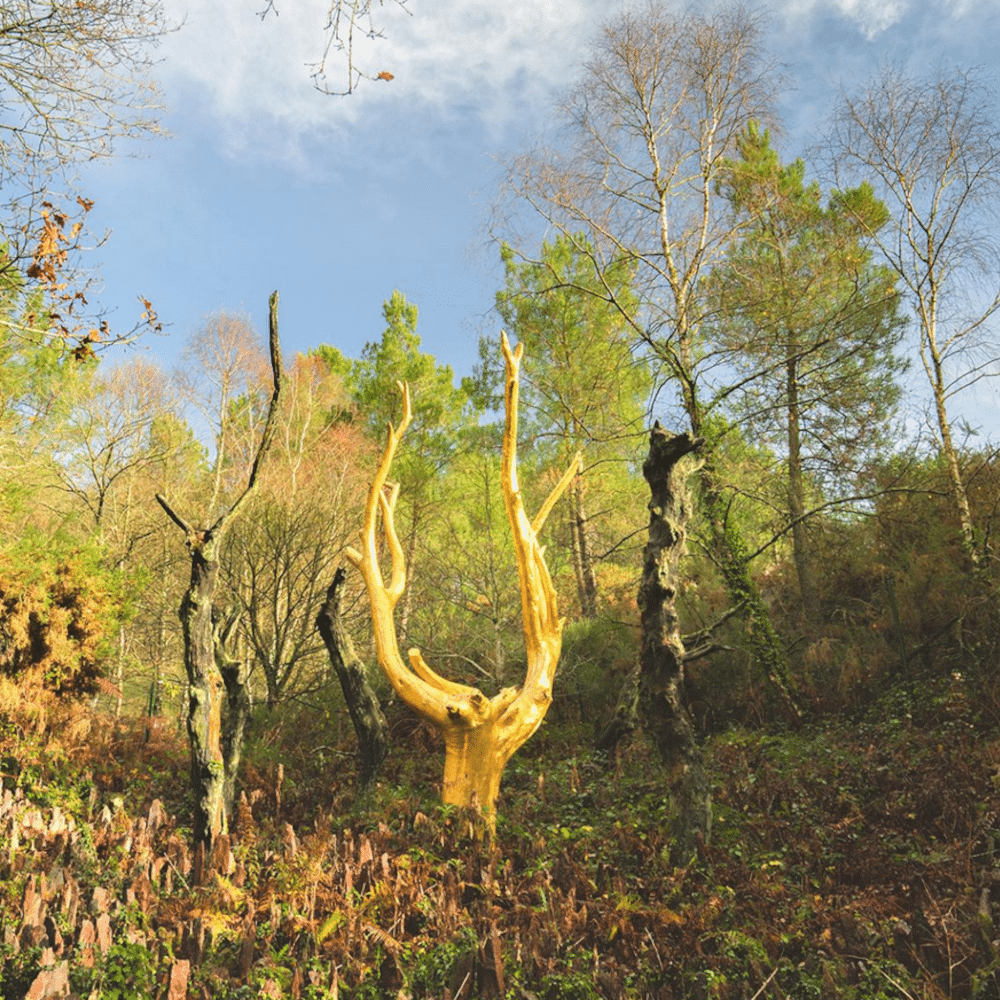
[1, 670, 998, 999]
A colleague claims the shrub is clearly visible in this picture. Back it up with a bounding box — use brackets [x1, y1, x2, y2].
[0, 549, 120, 696]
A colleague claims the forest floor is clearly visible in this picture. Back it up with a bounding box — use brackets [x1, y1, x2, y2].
[2, 669, 1000, 999]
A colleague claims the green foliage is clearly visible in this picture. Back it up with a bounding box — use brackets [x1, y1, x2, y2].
[495, 235, 648, 463]
[0, 944, 42, 1000]
[555, 617, 636, 724]
[403, 926, 478, 997]
[538, 962, 602, 1000]
[345, 290, 472, 464]
[70, 941, 157, 1000]
[710, 122, 907, 491]
[494, 236, 651, 618]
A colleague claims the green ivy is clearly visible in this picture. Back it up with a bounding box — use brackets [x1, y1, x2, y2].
[69, 941, 157, 1000]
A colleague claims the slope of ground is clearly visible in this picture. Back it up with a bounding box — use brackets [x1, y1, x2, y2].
[0, 670, 998, 999]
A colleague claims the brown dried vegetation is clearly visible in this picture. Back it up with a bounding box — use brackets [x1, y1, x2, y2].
[1, 669, 1000, 998]
[0, 556, 116, 697]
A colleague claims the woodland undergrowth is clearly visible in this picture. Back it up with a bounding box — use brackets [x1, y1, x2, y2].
[1, 669, 1000, 999]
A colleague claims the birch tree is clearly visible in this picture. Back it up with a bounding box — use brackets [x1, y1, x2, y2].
[498, 1, 802, 716]
[826, 64, 1000, 568]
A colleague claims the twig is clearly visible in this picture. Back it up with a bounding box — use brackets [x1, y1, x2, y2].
[645, 927, 663, 970]
[749, 966, 779, 1000]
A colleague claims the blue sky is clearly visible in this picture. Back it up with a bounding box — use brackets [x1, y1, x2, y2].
[77, 0, 1000, 436]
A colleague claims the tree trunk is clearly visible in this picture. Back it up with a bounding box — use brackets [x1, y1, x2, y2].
[638, 425, 711, 864]
[786, 349, 818, 620]
[696, 460, 802, 723]
[929, 344, 979, 568]
[398, 511, 419, 642]
[572, 480, 599, 618]
[683, 380, 802, 722]
[178, 537, 227, 851]
[345, 337, 578, 835]
[215, 606, 251, 822]
[595, 664, 639, 757]
[156, 290, 285, 856]
[316, 567, 391, 789]
[440, 715, 515, 815]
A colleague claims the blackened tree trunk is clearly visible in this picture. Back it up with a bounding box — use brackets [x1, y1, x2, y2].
[638, 424, 711, 863]
[156, 291, 284, 855]
[316, 566, 390, 788]
[178, 535, 226, 847]
[215, 606, 252, 820]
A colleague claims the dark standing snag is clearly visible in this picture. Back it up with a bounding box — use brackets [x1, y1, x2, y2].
[215, 605, 251, 819]
[638, 424, 711, 864]
[156, 292, 283, 854]
[316, 566, 390, 788]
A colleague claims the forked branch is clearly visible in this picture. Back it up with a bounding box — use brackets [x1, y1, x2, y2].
[497, 331, 582, 746]
[344, 333, 581, 820]
[344, 382, 456, 724]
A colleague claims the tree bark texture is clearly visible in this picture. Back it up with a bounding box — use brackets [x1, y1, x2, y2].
[571, 480, 599, 619]
[155, 290, 284, 855]
[316, 567, 391, 789]
[215, 607, 251, 820]
[177, 535, 227, 851]
[930, 344, 980, 569]
[638, 425, 711, 863]
[786, 347, 818, 620]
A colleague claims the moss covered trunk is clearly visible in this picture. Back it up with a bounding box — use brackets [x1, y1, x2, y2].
[638, 425, 710, 863]
[178, 537, 227, 851]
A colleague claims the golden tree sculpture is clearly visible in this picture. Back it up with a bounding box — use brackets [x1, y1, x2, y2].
[345, 332, 580, 827]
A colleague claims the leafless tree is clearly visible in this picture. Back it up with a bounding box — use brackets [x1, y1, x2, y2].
[496, 1, 802, 719]
[0, 0, 173, 257]
[175, 310, 269, 519]
[56, 358, 176, 531]
[156, 293, 283, 853]
[826, 63, 1000, 567]
[498, 2, 783, 414]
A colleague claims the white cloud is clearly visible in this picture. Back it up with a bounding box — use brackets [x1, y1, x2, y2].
[833, 0, 909, 38]
[159, 0, 604, 165]
[157, 0, 997, 171]
[773, 0, 909, 38]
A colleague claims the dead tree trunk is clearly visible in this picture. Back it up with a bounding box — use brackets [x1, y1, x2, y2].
[316, 566, 390, 789]
[638, 424, 711, 864]
[178, 536, 226, 847]
[346, 333, 580, 830]
[215, 606, 251, 819]
[156, 291, 283, 854]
